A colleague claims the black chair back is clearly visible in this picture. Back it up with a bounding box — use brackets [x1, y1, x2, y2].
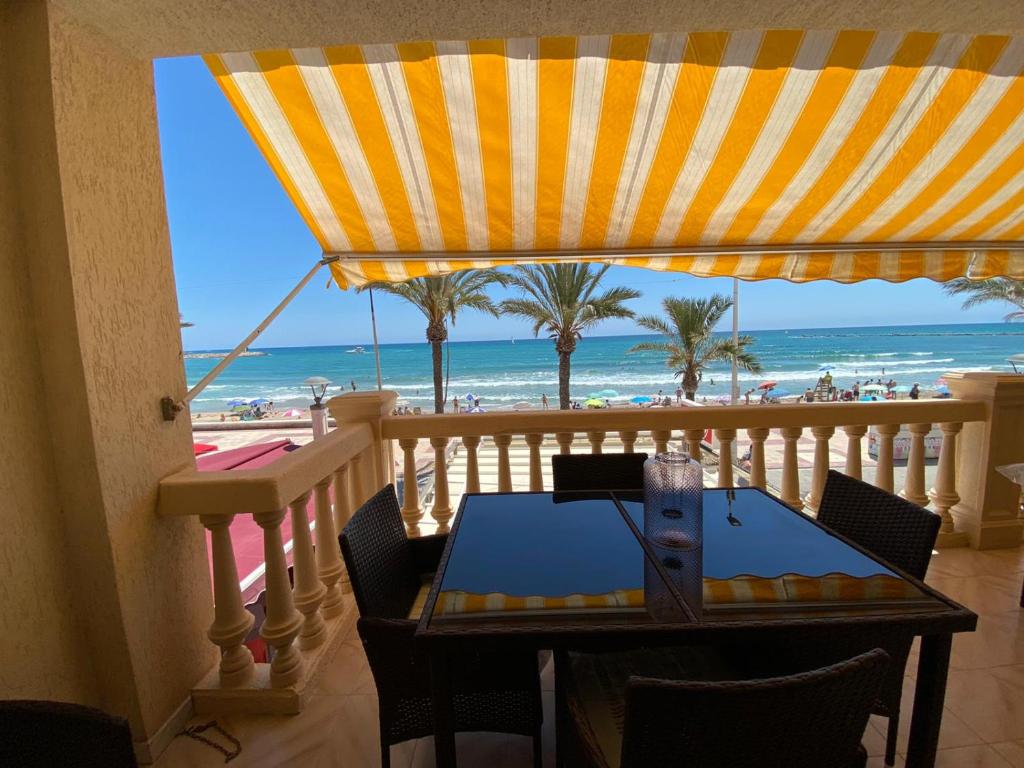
[552, 453, 648, 492]
[340, 484, 421, 619]
[0, 700, 137, 767]
[818, 470, 940, 579]
[619, 649, 889, 768]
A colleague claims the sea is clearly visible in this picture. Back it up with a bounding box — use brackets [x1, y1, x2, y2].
[184, 322, 1024, 413]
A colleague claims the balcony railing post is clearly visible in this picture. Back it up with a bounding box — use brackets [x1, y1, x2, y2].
[714, 429, 736, 488]
[842, 425, 867, 479]
[398, 438, 422, 531]
[874, 424, 900, 493]
[429, 436, 453, 530]
[555, 432, 574, 455]
[683, 429, 704, 462]
[462, 435, 481, 493]
[903, 423, 932, 507]
[652, 430, 671, 455]
[780, 427, 803, 510]
[313, 476, 345, 618]
[746, 427, 769, 490]
[200, 514, 255, 687]
[587, 430, 606, 455]
[494, 434, 513, 492]
[254, 509, 303, 687]
[525, 433, 544, 491]
[945, 373, 1024, 549]
[332, 464, 353, 593]
[805, 425, 835, 513]
[618, 430, 638, 454]
[930, 421, 968, 547]
[288, 491, 327, 650]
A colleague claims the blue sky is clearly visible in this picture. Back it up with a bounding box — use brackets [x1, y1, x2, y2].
[155, 55, 1010, 351]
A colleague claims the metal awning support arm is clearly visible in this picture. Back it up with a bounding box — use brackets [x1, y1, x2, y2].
[181, 256, 338, 406]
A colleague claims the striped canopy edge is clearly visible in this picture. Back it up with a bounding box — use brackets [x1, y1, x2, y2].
[206, 30, 1024, 288]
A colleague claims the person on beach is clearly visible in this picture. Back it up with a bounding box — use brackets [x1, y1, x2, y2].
[676, 387, 683, 404]
[541, 393, 549, 410]
[350, 380, 357, 391]
[910, 383, 920, 400]
[452, 396, 460, 413]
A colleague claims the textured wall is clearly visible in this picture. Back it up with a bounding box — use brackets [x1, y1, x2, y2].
[52, 0, 1024, 59]
[0, 1, 100, 707]
[1, 0, 216, 744]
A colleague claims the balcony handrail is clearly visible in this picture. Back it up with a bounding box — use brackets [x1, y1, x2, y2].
[379, 399, 987, 440]
[158, 422, 374, 518]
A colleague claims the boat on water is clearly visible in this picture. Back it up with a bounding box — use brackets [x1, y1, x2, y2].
[345, 346, 366, 354]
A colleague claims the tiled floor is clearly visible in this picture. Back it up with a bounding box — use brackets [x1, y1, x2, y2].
[156, 545, 1024, 768]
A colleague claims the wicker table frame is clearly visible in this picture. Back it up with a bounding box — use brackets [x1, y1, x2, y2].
[415, 490, 977, 768]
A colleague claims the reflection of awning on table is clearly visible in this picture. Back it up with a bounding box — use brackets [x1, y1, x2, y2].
[208, 31, 1024, 287]
[434, 573, 921, 616]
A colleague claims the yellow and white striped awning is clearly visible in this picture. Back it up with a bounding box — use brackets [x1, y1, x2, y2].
[206, 31, 1024, 287]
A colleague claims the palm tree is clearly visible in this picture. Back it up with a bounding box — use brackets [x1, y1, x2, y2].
[943, 277, 1024, 321]
[629, 295, 762, 400]
[358, 271, 505, 413]
[500, 264, 639, 409]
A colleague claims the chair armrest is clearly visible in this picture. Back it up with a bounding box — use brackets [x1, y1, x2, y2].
[409, 533, 449, 575]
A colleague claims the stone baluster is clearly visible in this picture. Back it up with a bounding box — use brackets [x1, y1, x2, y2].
[555, 432, 574, 455]
[429, 436, 453, 530]
[332, 465, 353, 593]
[494, 434, 513, 492]
[618, 430, 638, 454]
[684, 428, 704, 462]
[350, 451, 367, 508]
[746, 427, 769, 490]
[874, 424, 900, 493]
[842, 425, 867, 479]
[929, 422, 966, 546]
[715, 429, 736, 488]
[200, 514, 254, 686]
[289, 492, 326, 650]
[587, 430, 606, 455]
[652, 430, 671, 455]
[398, 438, 422, 531]
[525, 433, 545, 492]
[805, 425, 835, 513]
[254, 509, 303, 687]
[313, 477, 345, 618]
[780, 427, 803, 509]
[903, 423, 932, 507]
[462, 435, 481, 493]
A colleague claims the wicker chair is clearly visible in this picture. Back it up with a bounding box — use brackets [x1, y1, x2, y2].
[565, 648, 889, 768]
[0, 700, 137, 767]
[813, 469, 941, 766]
[339, 484, 543, 767]
[551, 453, 648, 492]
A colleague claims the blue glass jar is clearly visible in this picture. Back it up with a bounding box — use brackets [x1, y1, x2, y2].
[643, 451, 703, 550]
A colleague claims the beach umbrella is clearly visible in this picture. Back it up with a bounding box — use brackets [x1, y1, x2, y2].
[226, 399, 248, 407]
[285, 408, 303, 417]
[630, 395, 652, 404]
[596, 388, 619, 398]
[584, 398, 607, 408]
[862, 383, 887, 393]
[467, 405, 486, 413]
[249, 398, 270, 406]
[757, 381, 777, 390]
[464, 393, 477, 402]
[892, 385, 912, 394]
[767, 388, 792, 398]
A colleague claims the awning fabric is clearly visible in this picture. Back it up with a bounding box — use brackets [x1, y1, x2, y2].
[206, 31, 1024, 287]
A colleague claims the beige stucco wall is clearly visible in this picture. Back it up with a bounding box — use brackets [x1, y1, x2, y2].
[51, 0, 1024, 59]
[0, 1, 100, 707]
[1, 0, 216, 747]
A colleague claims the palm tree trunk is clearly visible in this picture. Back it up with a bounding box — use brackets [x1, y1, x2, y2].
[685, 390, 696, 401]
[431, 340, 444, 414]
[558, 351, 571, 410]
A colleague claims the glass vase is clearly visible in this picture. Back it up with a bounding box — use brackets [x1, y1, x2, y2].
[643, 451, 703, 550]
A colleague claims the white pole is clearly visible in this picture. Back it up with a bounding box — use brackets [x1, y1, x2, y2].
[185, 260, 328, 403]
[731, 278, 739, 405]
[369, 288, 383, 391]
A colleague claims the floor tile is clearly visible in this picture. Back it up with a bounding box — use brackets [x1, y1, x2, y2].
[949, 610, 1024, 670]
[926, 574, 1022, 615]
[932, 745, 1013, 767]
[992, 741, 1024, 768]
[945, 665, 1024, 743]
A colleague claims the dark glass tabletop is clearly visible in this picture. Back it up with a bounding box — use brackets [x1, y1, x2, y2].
[424, 488, 945, 629]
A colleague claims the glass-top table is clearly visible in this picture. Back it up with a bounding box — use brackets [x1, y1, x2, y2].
[417, 488, 977, 768]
